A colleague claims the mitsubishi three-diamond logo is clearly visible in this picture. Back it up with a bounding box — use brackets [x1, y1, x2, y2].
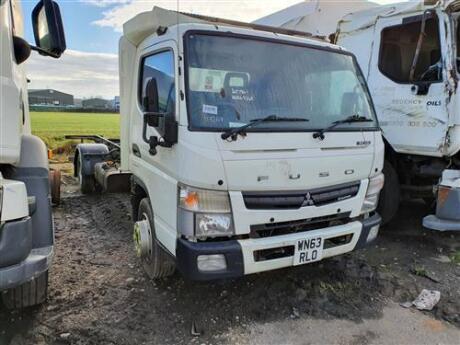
[303, 192, 315, 206]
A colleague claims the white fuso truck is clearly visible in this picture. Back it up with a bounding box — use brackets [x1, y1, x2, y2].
[259, 0, 460, 230]
[0, 0, 65, 307]
[75, 7, 384, 280]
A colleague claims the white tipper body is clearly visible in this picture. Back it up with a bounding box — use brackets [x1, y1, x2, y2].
[119, 8, 384, 274]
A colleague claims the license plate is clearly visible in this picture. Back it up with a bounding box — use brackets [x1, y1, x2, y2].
[293, 236, 324, 266]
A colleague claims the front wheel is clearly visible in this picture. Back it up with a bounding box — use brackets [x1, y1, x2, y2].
[2, 271, 48, 309]
[377, 160, 400, 226]
[134, 198, 175, 279]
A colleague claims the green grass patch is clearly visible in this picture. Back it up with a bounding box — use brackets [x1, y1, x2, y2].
[411, 265, 427, 277]
[30, 112, 120, 150]
[450, 251, 460, 264]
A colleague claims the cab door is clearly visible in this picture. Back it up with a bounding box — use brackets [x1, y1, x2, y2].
[130, 40, 179, 254]
[367, 12, 449, 156]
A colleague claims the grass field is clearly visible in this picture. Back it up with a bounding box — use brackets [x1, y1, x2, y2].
[31, 112, 120, 150]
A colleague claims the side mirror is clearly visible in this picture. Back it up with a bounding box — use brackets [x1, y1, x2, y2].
[143, 111, 178, 155]
[32, 0, 66, 58]
[158, 113, 178, 145]
[143, 78, 160, 126]
[142, 78, 178, 155]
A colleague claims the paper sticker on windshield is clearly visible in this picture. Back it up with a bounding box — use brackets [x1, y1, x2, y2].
[204, 76, 214, 90]
[203, 104, 218, 115]
[231, 88, 254, 102]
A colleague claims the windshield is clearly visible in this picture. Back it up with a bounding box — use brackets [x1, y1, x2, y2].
[185, 33, 377, 132]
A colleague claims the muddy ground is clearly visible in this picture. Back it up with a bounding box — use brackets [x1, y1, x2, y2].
[0, 175, 459, 345]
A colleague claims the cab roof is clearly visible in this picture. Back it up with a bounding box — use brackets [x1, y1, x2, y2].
[338, 0, 445, 34]
[122, 6, 326, 47]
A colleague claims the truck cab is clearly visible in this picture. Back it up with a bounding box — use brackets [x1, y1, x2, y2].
[0, 0, 65, 308]
[333, 0, 460, 228]
[120, 8, 384, 280]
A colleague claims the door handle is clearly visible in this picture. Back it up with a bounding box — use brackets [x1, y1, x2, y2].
[132, 144, 141, 157]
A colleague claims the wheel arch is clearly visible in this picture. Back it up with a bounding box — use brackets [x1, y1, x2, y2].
[131, 176, 149, 222]
[382, 137, 399, 168]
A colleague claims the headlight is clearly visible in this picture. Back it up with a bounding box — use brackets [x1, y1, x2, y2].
[179, 185, 231, 213]
[195, 213, 233, 237]
[361, 173, 384, 214]
[178, 185, 234, 238]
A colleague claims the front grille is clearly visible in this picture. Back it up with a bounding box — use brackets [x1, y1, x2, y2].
[243, 182, 360, 210]
[253, 246, 295, 262]
[250, 212, 351, 239]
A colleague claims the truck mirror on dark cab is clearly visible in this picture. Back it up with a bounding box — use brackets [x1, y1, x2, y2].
[32, 0, 66, 58]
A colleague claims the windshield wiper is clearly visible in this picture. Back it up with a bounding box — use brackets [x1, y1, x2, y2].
[312, 114, 373, 140]
[221, 115, 309, 141]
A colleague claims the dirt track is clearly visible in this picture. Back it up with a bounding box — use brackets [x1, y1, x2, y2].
[0, 177, 459, 345]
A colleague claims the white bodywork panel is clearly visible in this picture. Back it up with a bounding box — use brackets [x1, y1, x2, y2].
[341, 10, 450, 156]
[0, 178, 28, 222]
[255, 0, 378, 37]
[260, 0, 460, 158]
[337, 2, 459, 157]
[120, 7, 383, 258]
[0, 0, 30, 165]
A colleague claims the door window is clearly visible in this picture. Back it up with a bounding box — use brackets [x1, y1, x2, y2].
[139, 50, 175, 114]
[379, 15, 442, 83]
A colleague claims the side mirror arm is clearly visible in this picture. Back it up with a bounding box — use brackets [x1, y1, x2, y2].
[30, 45, 61, 58]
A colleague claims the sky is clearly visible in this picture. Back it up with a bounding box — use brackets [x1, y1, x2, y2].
[22, 0, 405, 99]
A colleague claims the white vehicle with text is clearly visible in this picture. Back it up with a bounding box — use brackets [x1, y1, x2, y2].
[0, 0, 65, 308]
[73, 7, 384, 280]
[258, 0, 460, 230]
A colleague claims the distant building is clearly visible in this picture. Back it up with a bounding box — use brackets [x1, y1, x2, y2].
[111, 96, 120, 111]
[82, 98, 111, 109]
[74, 98, 83, 107]
[28, 89, 74, 106]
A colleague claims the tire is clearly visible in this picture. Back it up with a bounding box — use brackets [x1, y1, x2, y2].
[377, 160, 400, 225]
[2, 271, 48, 309]
[137, 198, 175, 279]
[77, 154, 96, 194]
[423, 197, 436, 206]
[49, 169, 61, 205]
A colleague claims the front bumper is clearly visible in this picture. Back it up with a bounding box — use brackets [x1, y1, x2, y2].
[0, 217, 53, 290]
[176, 213, 381, 280]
